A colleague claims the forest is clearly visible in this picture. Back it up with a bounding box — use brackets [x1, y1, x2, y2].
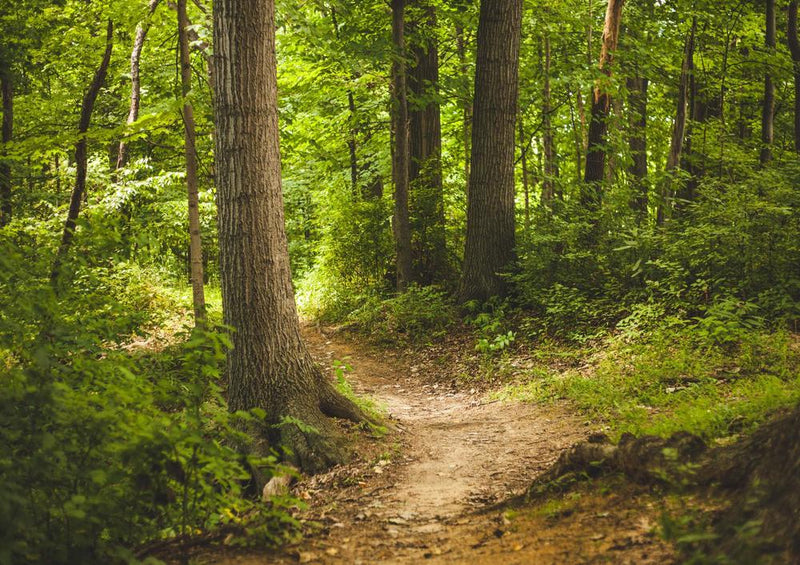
[1, 0, 799, 562]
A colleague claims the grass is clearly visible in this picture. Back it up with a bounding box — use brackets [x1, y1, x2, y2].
[494, 325, 800, 442]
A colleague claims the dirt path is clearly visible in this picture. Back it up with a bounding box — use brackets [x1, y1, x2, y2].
[204, 328, 677, 564]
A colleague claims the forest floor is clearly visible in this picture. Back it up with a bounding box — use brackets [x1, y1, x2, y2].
[196, 326, 681, 565]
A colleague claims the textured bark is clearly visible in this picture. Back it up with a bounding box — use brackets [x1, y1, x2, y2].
[626, 75, 648, 217]
[212, 0, 364, 473]
[541, 32, 555, 204]
[789, 1, 800, 153]
[760, 0, 776, 165]
[657, 19, 695, 225]
[51, 21, 114, 285]
[408, 2, 446, 284]
[391, 0, 413, 291]
[458, 0, 521, 303]
[116, 0, 161, 170]
[178, 0, 206, 324]
[0, 65, 12, 227]
[582, 0, 625, 209]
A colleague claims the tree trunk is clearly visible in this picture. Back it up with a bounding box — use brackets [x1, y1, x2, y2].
[626, 74, 648, 218]
[518, 116, 530, 239]
[51, 21, 114, 285]
[541, 31, 556, 204]
[178, 0, 206, 324]
[788, 0, 800, 153]
[582, 0, 625, 210]
[391, 0, 413, 291]
[212, 0, 365, 474]
[0, 65, 12, 227]
[116, 0, 161, 170]
[456, 23, 471, 188]
[330, 7, 359, 194]
[657, 18, 695, 225]
[409, 1, 446, 285]
[458, 0, 522, 303]
[760, 0, 775, 165]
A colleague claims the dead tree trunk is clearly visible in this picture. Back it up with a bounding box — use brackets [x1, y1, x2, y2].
[788, 0, 800, 153]
[582, 0, 625, 210]
[391, 0, 413, 291]
[212, 0, 365, 474]
[178, 0, 206, 324]
[760, 0, 776, 165]
[51, 21, 114, 285]
[458, 0, 522, 303]
[0, 65, 12, 227]
[116, 0, 161, 170]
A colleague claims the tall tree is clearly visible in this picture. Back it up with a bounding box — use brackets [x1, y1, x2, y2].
[408, 1, 446, 284]
[582, 0, 625, 209]
[178, 0, 206, 323]
[212, 0, 365, 472]
[657, 17, 696, 225]
[391, 0, 413, 291]
[760, 0, 776, 165]
[788, 0, 800, 153]
[116, 0, 161, 170]
[458, 0, 522, 303]
[627, 74, 648, 218]
[541, 30, 556, 204]
[0, 63, 11, 227]
[51, 21, 114, 285]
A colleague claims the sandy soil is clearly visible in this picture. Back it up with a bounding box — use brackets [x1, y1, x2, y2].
[195, 327, 677, 565]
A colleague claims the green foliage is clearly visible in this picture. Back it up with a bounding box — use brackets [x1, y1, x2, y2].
[347, 285, 456, 346]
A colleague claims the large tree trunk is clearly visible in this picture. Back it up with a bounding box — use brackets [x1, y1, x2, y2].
[626, 74, 648, 219]
[212, 0, 364, 474]
[116, 0, 161, 170]
[408, 1, 446, 285]
[391, 0, 413, 291]
[541, 31, 556, 204]
[582, 0, 625, 210]
[178, 0, 206, 324]
[788, 1, 800, 153]
[657, 18, 695, 225]
[0, 65, 12, 227]
[760, 0, 776, 165]
[458, 0, 522, 303]
[51, 21, 114, 285]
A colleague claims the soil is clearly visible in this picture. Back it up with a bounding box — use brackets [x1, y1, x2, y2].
[192, 327, 679, 565]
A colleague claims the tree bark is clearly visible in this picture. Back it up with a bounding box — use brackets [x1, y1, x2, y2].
[657, 18, 695, 225]
[0, 65, 12, 227]
[408, 1, 446, 285]
[458, 0, 522, 303]
[582, 0, 625, 210]
[51, 21, 114, 285]
[626, 75, 648, 218]
[760, 0, 776, 165]
[116, 0, 161, 170]
[178, 0, 206, 324]
[391, 0, 413, 291]
[212, 0, 365, 473]
[788, 0, 800, 153]
[541, 31, 556, 204]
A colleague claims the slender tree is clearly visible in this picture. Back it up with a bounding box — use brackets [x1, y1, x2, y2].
[788, 0, 800, 152]
[51, 21, 114, 285]
[760, 0, 776, 165]
[408, 1, 446, 284]
[455, 21, 471, 187]
[657, 17, 695, 225]
[458, 0, 522, 302]
[178, 0, 205, 324]
[212, 0, 365, 473]
[116, 0, 161, 170]
[627, 74, 648, 218]
[391, 0, 412, 291]
[0, 64, 11, 227]
[541, 31, 555, 204]
[582, 0, 625, 209]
